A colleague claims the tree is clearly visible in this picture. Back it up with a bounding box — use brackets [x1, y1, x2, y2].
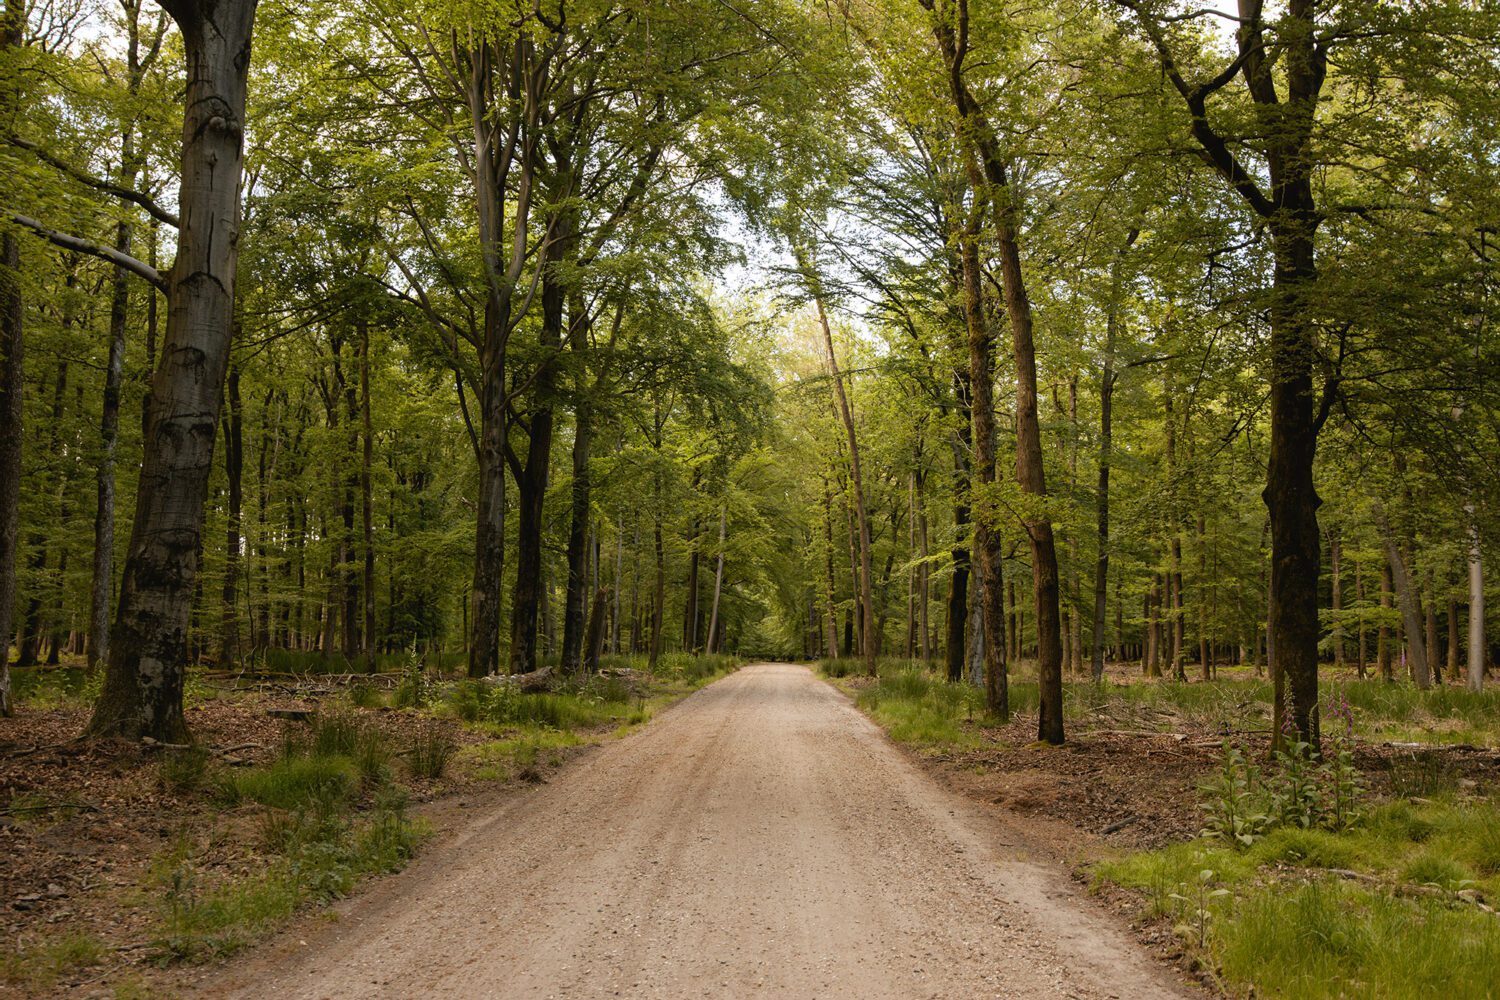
[87, 0, 260, 740]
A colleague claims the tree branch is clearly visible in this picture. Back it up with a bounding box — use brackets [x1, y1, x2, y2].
[6, 210, 167, 291]
[7, 135, 180, 227]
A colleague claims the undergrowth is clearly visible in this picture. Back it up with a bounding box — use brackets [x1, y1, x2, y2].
[1094, 693, 1500, 999]
[151, 711, 431, 964]
[0, 931, 106, 991]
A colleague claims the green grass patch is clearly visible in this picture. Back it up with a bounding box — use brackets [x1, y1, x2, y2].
[845, 666, 989, 748]
[461, 729, 582, 782]
[1216, 880, 1500, 999]
[1097, 790, 1500, 997]
[1247, 827, 1364, 870]
[152, 789, 426, 964]
[10, 665, 99, 708]
[215, 753, 359, 811]
[0, 931, 106, 990]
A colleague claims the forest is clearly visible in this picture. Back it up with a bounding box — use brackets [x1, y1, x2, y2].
[3, 0, 1500, 997]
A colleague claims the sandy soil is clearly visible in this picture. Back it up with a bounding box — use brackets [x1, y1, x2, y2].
[201, 663, 1195, 999]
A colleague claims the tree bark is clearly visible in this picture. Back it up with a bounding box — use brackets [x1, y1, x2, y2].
[956, 192, 1007, 714]
[510, 212, 570, 672]
[1355, 556, 1367, 679]
[561, 324, 593, 671]
[1376, 503, 1429, 689]
[1379, 559, 1394, 682]
[802, 252, 875, 678]
[0, 217, 20, 716]
[360, 323, 375, 664]
[219, 363, 243, 666]
[945, 400, 971, 681]
[1329, 528, 1344, 672]
[583, 586, 609, 673]
[87, 0, 260, 741]
[917, 471, 932, 662]
[1467, 510, 1485, 692]
[924, 0, 1061, 740]
[1424, 571, 1441, 685]
[822, 481, 840, 659]
[706, 505, 726, 656]
[1089, 238, 1125, 682]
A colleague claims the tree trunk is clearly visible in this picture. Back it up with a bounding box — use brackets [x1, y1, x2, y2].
[683, 513, 701, 653]
[90, 209, 132, 671]
[1329, 528, 1344, 673]
[219, 363, 243, 666]
[945, 423, 971, 681]
[803, 254, 875, 678]
[510, 187, 573, 672]
[706, 505, 726, 656]
[88, 0, 260, 741]
[360, 323, 375, 664]
[916, 466, 931, 661]
[821, 482, 840, 658]
[906, 469, 917, 659]
[956, 208, 1008, 714]
[651, 519, 665, 670]
[0, 222, 18, 714]
[561, 346, 592, 671]
[1467, 510, 1485, 692]
[1376, 503, 1429, 689]
[469, 324, 506, 677]
[583, 586, 609, 673]
[1090, 232, 1136, 681]
[1355, 556, 1367, 679]
[1379, 559, 1394, 682]
[1424, 571, 1441, 685]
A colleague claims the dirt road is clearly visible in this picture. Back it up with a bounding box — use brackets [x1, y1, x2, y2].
[207, 663, 1191, 999]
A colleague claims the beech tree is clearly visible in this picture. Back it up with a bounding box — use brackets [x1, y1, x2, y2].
[85, 0, 260, 739]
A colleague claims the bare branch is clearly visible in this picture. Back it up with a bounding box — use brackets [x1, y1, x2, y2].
[6, 210, 167, 291]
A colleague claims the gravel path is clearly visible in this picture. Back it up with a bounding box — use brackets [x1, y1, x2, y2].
[206, 663, 1192, 999]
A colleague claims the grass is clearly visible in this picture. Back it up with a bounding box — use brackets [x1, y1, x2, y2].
[157, 751, 426, 965]
[462, 729, 582, 782]
[818, 659, 1048, 747]
[407, 721, 457, 780]
[826, 659, 1500, 998]
[826, 657, 1500, 749]
[0, 932, 106, 990]
[846, 666, 988, 747]
[215, 753, 360, 811]
[1215, 880, 1500, 999]
[1094, 793, 1500, 997]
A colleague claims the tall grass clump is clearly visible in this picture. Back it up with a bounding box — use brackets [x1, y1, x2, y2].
[407, 722, 457, 780]
[216, 754, 359, 811]
[853, 666, 986, 747]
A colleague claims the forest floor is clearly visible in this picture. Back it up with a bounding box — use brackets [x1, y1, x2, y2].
[0, 654, 733, 998]
[194, 662, 1192, 999]
[826, 659, 1500, 998]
